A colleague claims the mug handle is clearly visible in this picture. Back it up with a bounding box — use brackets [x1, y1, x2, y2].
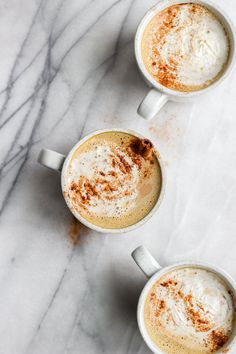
[38, 148, 65, 172]
[132, 246, 162, 278]
[138, 89, 168, 120]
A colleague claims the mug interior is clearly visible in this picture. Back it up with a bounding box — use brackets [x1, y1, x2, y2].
[135, 0, 236, 98]
[137, 262, 236, 354]
[61, 128, 165, 234]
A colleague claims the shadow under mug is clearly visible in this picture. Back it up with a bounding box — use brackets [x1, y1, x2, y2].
[132, 246, 236, 354]
[38, 129, 165, 234]
[135, 0, 236, 120]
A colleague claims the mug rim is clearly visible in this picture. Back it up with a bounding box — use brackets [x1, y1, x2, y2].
[135, 0, 236, 98]
[61, 128, 166, 234]
[137, 261, 236, 354]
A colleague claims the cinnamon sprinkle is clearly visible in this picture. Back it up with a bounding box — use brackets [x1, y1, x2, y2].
[208, 329, 229, 352]
[142, 4, 222, 91]
[183, 293, 213, 332]
[129, 138, 154, 160]
[160, 279, 177, 287]
[186, 307, 211, 332]
[158, 279, 214, 333]
[145, 5, 180, 90]
[68, 137, 156, 211]
[117, 153, 132, 173]
[153, 299, 166, 318]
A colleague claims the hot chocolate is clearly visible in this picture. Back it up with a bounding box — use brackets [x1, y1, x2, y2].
[141, 3, 230, 92]
[64, 131, 162, 229]
[144, 267, 235, 353]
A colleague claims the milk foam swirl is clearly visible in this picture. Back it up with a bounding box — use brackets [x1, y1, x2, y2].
[142, 3, 230, 91]
[146, 268, 234, 352]
[67, 143, 139, 218]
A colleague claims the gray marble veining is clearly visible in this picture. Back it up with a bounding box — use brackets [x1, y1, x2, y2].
[0, 0, 236, 353]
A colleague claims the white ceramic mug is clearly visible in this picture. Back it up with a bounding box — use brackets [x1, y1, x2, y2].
[135, 0, 236, 120]
[132, 246, 236, 353]
[38, 129, 165, 234]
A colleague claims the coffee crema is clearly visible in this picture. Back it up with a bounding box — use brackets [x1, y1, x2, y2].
[64, 132, 162, 229]
[144, 267, 235, 354]
[141, 3, 230, 92]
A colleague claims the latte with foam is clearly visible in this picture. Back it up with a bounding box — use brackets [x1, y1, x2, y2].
[144, 267, 235, 353]
[64, 131, 162, 229]
[141, 3, 230, 92]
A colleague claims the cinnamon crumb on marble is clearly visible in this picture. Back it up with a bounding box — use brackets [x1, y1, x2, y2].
[69, 217, 82, 245]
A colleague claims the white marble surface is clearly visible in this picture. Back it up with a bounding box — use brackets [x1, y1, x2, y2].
[0, 0, 236, 353]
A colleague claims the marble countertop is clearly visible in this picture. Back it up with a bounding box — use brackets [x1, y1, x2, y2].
[0, 0, 236, 353]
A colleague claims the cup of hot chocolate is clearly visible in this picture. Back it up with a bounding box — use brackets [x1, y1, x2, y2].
[132, 246, 236, 354]
[38, 129, 165, 233]
[135, 0, 236, 119]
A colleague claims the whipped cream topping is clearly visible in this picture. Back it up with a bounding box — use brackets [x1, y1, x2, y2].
[146, 268, 234, 352]
[143, 3, 230, 91]
[66, 143, 140, 218]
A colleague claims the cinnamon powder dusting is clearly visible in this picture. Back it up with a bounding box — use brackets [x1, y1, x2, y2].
[68, 138, 155, 211]
[149, 292, 166, 319]
[160, 279, 177, 287]
[153, 277, 215, 333]
[146, 270, 234, 353]
[129, 138, 154, 160]
[208, 329, 229, 352]
[154, 300, 166, 318]
[143, 4, 181, 90]
[183, 290, 213, 332]
[142, 3, 229, 92]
